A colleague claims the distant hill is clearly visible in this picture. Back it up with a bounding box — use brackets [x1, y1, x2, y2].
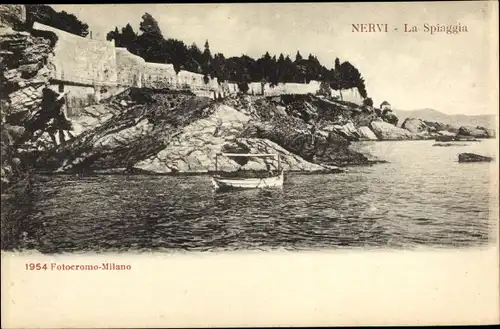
[393, 108, 497, 129]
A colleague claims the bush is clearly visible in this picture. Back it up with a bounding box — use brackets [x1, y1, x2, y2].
[363, 97, 373, 107]
[237, 82, 249, 94]
[316, 82, 332, 98]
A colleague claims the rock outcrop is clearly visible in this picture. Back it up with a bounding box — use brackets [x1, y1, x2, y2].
[457, 126, 492, 139]
[369, 120, 419, 140]
[402, 118, 428, 134]
[357, 126, 378, 140]
[401, 117, 461, 139]
[132, 103, 331, 173]
[0, 4, 26, 30]
[458, 153, 493, 163]
[1, 8, 59, 187]
[34, 89, 386, 174]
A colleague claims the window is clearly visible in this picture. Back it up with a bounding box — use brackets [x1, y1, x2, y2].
[58, 84, 64, 92]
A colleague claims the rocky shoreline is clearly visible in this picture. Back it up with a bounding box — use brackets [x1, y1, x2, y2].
[2, 85, 496, 180]
[0, 6, 496, 182]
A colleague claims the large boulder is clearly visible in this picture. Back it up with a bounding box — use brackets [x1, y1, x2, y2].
[486, 128, 496, 138]
[457, 126, 490, 138]
[369, 121, 419, 140]
[402, 118, 428, 133]
[458, 153, 493, 163]
[320, 121, 360, 141]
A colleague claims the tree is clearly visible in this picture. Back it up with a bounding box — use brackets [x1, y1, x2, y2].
[139, 13, 163, 37]
[134, 13, 167, 63]
[357, 78, 367, 99]
[104, 13, 371, 96]
[316, 82, 332, 98]
[295, 51, 303, 62]
[269, 55, 278, 86]
[211, 53, 227, 82]
[363, 97, 373, 107]
[203, 40, 212, 59]
[121, 23, 137, 48]
[106, 27, 120, 44]
[185, 43, 202, 73]
[25, 5, 89, 37]
[202, 39, 213, 77]
[276, 53, 286, 83]
[283, 55, 295, 82]
[334, 58, 340, 71]
[328, 58, 367, 101]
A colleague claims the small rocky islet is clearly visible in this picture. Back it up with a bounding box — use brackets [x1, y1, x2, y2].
[458, 153, 493, 163]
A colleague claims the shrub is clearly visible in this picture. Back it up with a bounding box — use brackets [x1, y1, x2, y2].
[363, 97, 373, 107]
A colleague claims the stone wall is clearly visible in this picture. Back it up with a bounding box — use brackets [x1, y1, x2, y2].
[115, 47, 220, 92]
[33, 22, 118, 86]
[30, 22, 365, 107]
[221, 82, 238, 96]
[177, 70, 209, 90]
[142, 62, 177, 89]
[331, 87, 364, 105]
[247, 82, 264, 95]
[246, 81, 322, 96]
[115, 47, 144, 87]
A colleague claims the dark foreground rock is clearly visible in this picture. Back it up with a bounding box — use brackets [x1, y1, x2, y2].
[433, 143, 468, 147]
[435, 135, 454, 142]
[458, 153, 493, 163]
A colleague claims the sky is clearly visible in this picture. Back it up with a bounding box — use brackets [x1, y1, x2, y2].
[51, 2, 498, 115]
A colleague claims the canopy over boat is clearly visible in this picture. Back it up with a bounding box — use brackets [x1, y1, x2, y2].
[214, 153, 281, 173]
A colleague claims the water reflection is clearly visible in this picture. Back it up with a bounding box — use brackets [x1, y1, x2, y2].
[3, 140, 496, 253]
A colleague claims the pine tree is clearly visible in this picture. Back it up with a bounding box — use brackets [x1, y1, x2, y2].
[202, 39, 213, 77]
[121, 24, 137, 48]
[295, 51, 303, 62]
[277, 53, 286, 83]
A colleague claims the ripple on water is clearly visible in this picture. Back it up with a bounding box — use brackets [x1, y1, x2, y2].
[10, 139, 497, 253]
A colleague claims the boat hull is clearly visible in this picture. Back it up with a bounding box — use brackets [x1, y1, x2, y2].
[212, 171, 284, 191]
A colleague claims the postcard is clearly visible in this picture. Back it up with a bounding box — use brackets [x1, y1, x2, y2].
[1, 2, 499, 328]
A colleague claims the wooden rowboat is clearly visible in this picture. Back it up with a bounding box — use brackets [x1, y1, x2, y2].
[212, 153, 284, 191]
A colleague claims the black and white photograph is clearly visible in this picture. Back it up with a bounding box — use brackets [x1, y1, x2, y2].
[1, 2, 499, 327]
